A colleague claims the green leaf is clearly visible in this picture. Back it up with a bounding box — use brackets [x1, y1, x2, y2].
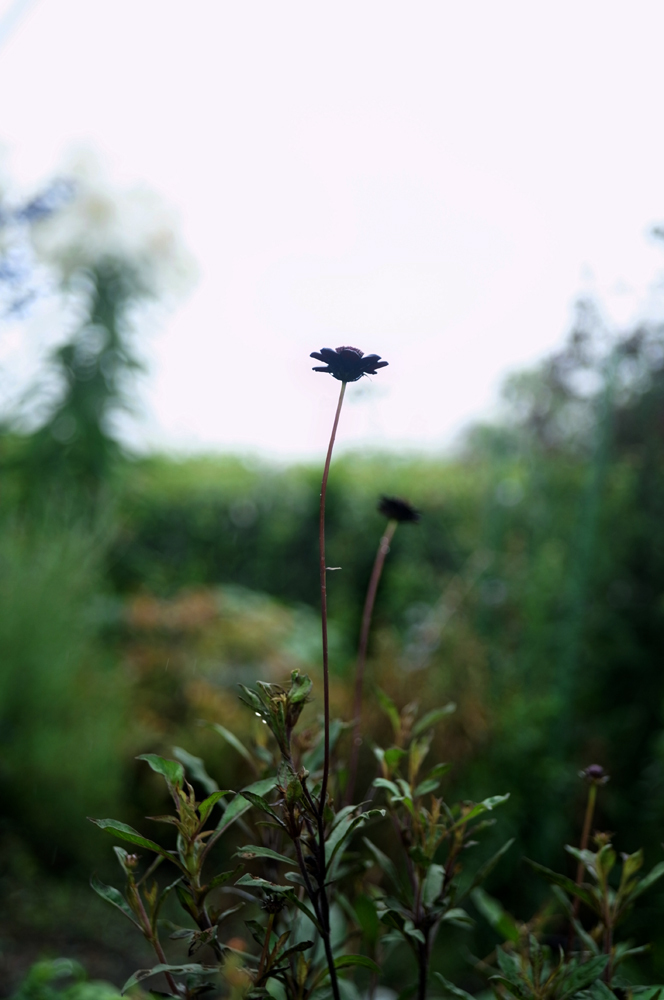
[122, 963, 217, 994]
[216, 778, 278, 835]
[558, 955, 609, 1000]
[620, 848, 644, 885]
[422, 863, 444, 907]
[587, 980, 615, 1000]
[384, 747, 408, 771]
[376, 687, 401, 735]
[595, 844, 617, 883]
[90, 875, 140, 928]
[495, 946, 520, 981]
[408, 737, 431, 784]
[326, 810, 385, 867]
[433, 973, 476, 1000]
[153, 876, 183, 929]
[88, 818, 173, 860]
[333, 955, 380, 973]
[289, 670, 313, 704]
[353, 895, 380, 948]
[412, 703, 456, 736]
[172, 747, 219, 795]
[464, 838, 515, 896]
[373, 777, 402, 798]
[440, 908, 474, 928]
[279, 939, 314, 961]
[136, 754, 185, 790]
[458, 794, 510, 826]
[363, 837, 401, 891]
[241, 791, 285, 825]
[236, 873, 292, 892]
[236, 844, 296, 867]
[198, 790, 231, 825]
[524, 858, 597, 911]
[413, 778, 440, 798]
[427, 762, 452, 781]
[207, 866, 242, 891]
[302, 717, 345, 774]
[630, 860, 664, 901]
[470, 886, 519, 943]
[211, 724, 256, 769]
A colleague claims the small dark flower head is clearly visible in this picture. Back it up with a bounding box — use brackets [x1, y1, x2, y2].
[310, 346, 388, 382]
[261, 891, 285, 914]
[378, 496, 420, 523]
[580, 763, 609, 785]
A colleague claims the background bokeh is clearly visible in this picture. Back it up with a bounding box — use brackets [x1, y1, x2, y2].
[2, 2, 664, 995]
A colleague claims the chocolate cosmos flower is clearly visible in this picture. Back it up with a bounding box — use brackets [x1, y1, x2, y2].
[310, 346, 388, 382]
[378, 496, 420, 523]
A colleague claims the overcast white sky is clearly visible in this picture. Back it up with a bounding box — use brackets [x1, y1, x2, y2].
[1, 1, 664, 459]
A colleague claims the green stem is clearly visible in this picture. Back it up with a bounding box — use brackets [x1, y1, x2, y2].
[257, 912, 275, 981]
[132, 883, 180, 996]
[346, 518, 398, 805]
[319, 380, 346, 813]
[568, 781, 597, 954]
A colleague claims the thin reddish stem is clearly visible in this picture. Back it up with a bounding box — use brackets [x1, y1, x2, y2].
[319, 380, 346, 814]
[568, 781, 597, 954]
[346, 518, 398, 805]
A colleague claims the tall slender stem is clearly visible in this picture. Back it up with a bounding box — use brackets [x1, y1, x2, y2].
[346, 518, 398, 805]
[568, 781, 597, 953]
[319, 380, 346, 813]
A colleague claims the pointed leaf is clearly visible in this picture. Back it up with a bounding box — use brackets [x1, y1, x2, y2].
[384, 747, 408, 771]
[470, 887, 519, 943]
[376, 688, 400, 734]
[363, 837, 401, 890]
[524, 858, 597, 911]
[216, 778, 277, 835]
[198, 790, 231, 825]
[137, 754, 184, 789]
[90, 875, 140, 929]
[333, 955, 380, 973]
[211, 723, 256, 769]
[558, 955, 609, 1000]
[236, 844, 296, 867]
[89, 818, 174, 861]
[422, 863, 444, 907]
[464, 838, 515, 896]
[440, 907, 474, 928]
[121, 963, 217, 994]
[458, 794, 510, 827]
[172, 747, 219, 795]
[326, 810, 385, 867]
[412, 703, 456, 736]
[433, 973, 476, 1000]
[630, 860, 664, 901]
[208, 867, 242, 891]
[414, 778, 440, 798]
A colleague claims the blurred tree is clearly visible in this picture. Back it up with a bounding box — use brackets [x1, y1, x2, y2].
[0, 155, 194, 508]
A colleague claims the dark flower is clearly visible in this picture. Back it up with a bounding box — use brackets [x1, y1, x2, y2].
[310, 346, 388, 382]
[580, 764, 609, 784]
[378, 496, 420, 523]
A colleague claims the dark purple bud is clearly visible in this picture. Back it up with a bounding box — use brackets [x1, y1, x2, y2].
[378, 496, 420, 523]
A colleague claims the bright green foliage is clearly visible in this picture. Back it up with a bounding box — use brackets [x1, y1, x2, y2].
[10, 959, 122, 1000]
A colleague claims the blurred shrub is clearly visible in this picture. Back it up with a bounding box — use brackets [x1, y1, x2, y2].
[10, 959, 122, 1000]
[0, 516, 127, 866]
